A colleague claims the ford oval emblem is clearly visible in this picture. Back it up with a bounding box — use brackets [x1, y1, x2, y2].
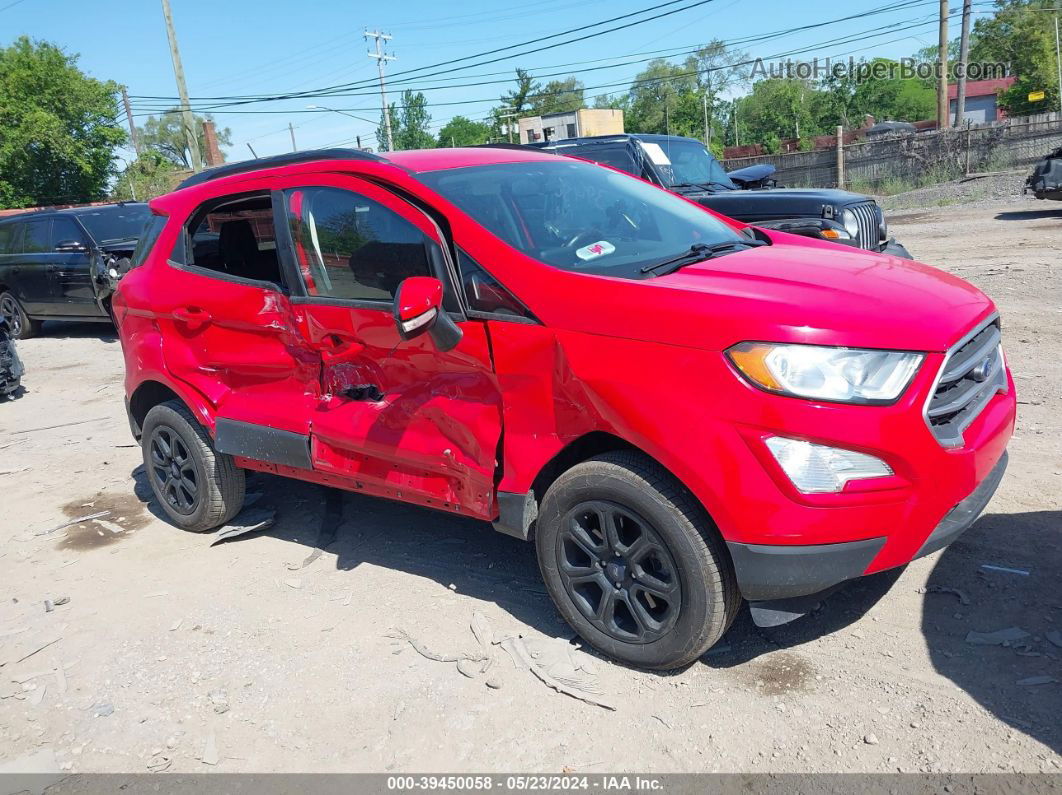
[970, 357, 993, 382]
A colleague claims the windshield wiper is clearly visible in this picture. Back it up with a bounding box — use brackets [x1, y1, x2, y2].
[640, 239, 767, 276]
[670, 181, 734, 191]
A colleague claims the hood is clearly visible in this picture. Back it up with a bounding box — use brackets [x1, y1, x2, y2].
[678, 186, 873, 222]
[640, 233, 993, 352]
[97, 238, 138, 253]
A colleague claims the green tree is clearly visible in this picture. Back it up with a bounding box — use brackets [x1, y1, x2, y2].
[112, 152, 178, 202]
[528, 76, 585, 115]
[0, 37, 125, 208]
[137, 111, 231, 169]
[970, 0, 1061, 114]
[738, 78, 823, 151]
[626, 59, 699, 134]
[378, 90, 434, 151]
[436, 116, 492, 147]
[821, 58, 936, 126]
[500, 68, 539, 115]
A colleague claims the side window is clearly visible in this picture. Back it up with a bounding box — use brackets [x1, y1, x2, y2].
[50, 217, 87, 249]
[130, 215, 167, 268]
[284, 187, 432, 302]
[0, 223, 19, 255]
[175, 194, 283, 286]
[457, 250, 534, 320]
[23, 219, 50, 253]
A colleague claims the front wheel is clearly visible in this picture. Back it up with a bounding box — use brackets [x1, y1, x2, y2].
[536, 451, 739, 670]
[141, 400, 245, 532]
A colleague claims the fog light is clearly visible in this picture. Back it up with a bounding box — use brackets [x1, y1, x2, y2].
[765, 436, 892, 493]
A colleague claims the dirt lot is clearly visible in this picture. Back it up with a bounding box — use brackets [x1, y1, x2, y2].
[1, 198, 1060, 776]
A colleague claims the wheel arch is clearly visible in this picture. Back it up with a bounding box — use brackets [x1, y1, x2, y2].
[127, 378, 215, 440]
[494, 431, 719, 544]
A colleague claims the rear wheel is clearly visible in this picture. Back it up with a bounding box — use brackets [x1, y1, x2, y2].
[141, 400, 245, 532]
[536, 451, 739, 670]
[0, 292, 42, 339]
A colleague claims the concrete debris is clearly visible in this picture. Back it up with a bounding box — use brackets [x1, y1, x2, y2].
[923, 585, 971, 605]
[209, 689, 230, 714]
[201, 732, 219, 766]
[980, 564, 1030, 576]
[53, 596, 70, 606]
[499, 635, 615, 711]
[92, 701, 114, 717]
[486, 676, 503, 690]
[964, 627, 1030, 646]
[864, 733, 880, 745]
[34, 511, 110, 537]
[211, 508, 277, 546]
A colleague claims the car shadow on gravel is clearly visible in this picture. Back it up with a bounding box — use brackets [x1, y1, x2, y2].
[922, 509, 1062, 755]
[37, 321, 117, 342]
[131, 467, 567, 639]
[698, 567, 905, 669]
[994, 208, 1062, 221]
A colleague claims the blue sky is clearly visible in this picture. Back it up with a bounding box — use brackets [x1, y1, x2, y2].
[2, 0, 990, 166]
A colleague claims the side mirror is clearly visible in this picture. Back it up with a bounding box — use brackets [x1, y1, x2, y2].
[393, 276, 463, 352]
[55, 239, 88, 253]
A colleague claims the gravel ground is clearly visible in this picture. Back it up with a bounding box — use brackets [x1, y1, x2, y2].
[877, 170, 1033, 212]
[0, 199, 1059, 776]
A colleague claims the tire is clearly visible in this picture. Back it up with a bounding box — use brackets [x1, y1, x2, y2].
[141, 400, 245, 532]
[0, 291, 42, 339]
[536, 451, 739, 670]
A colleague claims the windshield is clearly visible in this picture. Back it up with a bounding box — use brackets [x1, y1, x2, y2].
[417, 160, 746, 280]
[644, 139, 736, 190]
[76, 205, 152, 243]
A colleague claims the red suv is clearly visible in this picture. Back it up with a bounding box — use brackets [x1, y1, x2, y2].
[115, 147, 1014, 669]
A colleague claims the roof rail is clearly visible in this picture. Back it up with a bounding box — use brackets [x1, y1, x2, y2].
[175, 148, 387, 191]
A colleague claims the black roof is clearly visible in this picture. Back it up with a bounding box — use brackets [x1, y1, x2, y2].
[0, 201, 148, 224]
[529, 133, 704, 149]
[175, 148, 386, 190]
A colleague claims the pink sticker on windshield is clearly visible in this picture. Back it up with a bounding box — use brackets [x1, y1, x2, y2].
[575, 240, 616, 261]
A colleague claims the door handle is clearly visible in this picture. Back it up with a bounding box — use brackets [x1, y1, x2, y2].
[172, 306, 212, 331]
[320, 333, 364, 357]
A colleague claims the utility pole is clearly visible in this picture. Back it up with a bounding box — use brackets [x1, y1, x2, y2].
[836, 125, 845, 189]
[954, 0, 972, 126]
[289, 122, 297, 152]
[1056, 9, 1062, 116]
[365, 30, 396, 151]
[160, 0, 202, 172]
[937, 0, 950, 129]
[121, 88, 141, 157]
[703, 94, 710, 147]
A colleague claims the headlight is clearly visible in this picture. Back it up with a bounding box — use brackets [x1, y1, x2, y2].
[841, 208, 860, 239]
[727, 342, 923, 404]
[877, 207, 888, 241]
[765, 436, 893, 493]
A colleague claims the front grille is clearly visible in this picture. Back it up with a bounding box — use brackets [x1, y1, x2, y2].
[848, 201, 879, 250]
[924, 317, 1006, 447]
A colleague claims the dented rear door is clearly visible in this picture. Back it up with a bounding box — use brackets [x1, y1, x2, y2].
[276, 173, 503, 519]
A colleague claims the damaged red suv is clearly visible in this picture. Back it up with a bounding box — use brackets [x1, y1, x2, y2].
[115, 147, 1014, 669]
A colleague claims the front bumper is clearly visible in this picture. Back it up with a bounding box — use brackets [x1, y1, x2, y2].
[727, 450, 1008, 603]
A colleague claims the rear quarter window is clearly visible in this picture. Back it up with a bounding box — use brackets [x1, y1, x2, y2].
[130, 215, 168, 268]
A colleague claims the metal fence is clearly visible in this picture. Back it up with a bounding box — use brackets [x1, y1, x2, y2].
[721, 113, 1062, 191]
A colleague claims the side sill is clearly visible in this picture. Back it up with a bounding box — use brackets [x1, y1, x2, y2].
[214, 418, 312, 470]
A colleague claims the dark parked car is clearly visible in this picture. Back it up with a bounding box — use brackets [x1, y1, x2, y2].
[1024, 146, 1062, 201]
[529, 134, 911, 258]
[0, 202, 152, 338]
[0, 316, 23, 397]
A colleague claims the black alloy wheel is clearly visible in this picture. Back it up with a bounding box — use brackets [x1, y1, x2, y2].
[148, 424, 200, 515]
[0, 293, 22, 338]
[557, 500, 682, 644]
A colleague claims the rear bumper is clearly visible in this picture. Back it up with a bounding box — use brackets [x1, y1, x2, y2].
[727, 450, 1008, 602]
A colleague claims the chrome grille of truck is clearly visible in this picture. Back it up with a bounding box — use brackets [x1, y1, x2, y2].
[924, 317, 1006, 447]
[848, 201, 879, 250]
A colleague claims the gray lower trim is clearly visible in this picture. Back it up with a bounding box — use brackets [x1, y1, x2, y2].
[492, 490, 538, 541]
[915, 450, 1008, 560]
[214, 418, 312, 470]
[726, 536, 886, 602]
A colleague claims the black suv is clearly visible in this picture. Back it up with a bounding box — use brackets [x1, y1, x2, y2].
[530, 134, 911, 258]
[0, 202, 151, 338]
[1024, 146, 1062, 201]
